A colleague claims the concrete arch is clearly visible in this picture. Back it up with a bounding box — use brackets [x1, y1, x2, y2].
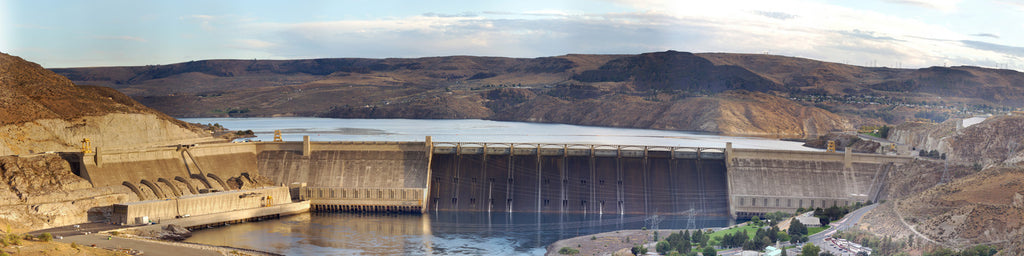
[122, 181, 146, 200]
[140, 179, 166, 199]
[157, 178, 182, 197]
[174, 176, 198, 194]
[206, 173, 231, 191]
[190, 173, 213, 189]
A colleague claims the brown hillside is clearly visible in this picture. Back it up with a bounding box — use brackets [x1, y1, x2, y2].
[0, 52, 208, 155]
[49, 51, 1024, 134]
[0, 53, 185, 126]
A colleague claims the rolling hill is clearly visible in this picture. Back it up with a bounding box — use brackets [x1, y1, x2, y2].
[50, 51, 1024, 137]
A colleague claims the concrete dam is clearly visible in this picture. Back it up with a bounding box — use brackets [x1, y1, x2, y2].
[74, 136, 911, 218]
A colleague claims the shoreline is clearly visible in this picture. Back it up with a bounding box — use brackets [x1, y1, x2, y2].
[544, 222, 747, 255]
[39, 201, 309, 256]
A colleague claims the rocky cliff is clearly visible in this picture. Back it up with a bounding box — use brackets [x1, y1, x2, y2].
[1, 52, 209, 155]
[0, 154, 133, 229]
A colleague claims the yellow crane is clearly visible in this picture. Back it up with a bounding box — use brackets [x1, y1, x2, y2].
[81, 138, 93, 153]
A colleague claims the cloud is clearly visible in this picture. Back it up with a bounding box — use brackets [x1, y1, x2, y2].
[233, 39, 275, 50]
[183, 14, 217, 31]
[884, 0, 961, 11]
[423, 12, 478, 18]
[95, 36, 147, 42]
[960, 40, 1024, 57]
[754, 11, 797, 20]
[970, 33, 1000, 39]
[839, 30, 902, 42]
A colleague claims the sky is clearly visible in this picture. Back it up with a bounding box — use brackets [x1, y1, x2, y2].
[2, 0, 1023, 70]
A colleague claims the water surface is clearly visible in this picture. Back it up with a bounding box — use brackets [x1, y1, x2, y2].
[186, 211, 732, 255]
[182, 118, 816, 151]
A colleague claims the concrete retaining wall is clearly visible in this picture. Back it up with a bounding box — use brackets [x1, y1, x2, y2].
[112, 186, 290, 225]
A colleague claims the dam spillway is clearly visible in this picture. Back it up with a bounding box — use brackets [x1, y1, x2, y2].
[427, 144, 729, 216]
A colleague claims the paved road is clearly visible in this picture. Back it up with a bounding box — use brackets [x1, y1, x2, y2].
[60, 234, 222, 256]
[808, 204, 878, 255]
[28, 222, 125, 238]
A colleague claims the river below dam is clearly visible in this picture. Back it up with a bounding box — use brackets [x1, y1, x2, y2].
[186, 211, 731, 255]
[177, 118, 812, 255]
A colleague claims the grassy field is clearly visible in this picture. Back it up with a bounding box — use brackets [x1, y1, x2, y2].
[808, 226, 828, 236]
[708, 224, 762, 241]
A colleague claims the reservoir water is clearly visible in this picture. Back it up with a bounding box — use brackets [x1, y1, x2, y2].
[180, 117, 817, 151]
[178, 118, 813, 255]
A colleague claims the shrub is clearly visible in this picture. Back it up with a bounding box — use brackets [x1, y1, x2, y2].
[6, 234, 20, 246]
[657, 241, 672, 254]
[558, 247, 580, 255]
[37, 233, 53, 242]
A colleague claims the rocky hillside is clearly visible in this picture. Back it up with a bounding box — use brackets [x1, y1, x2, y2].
[856, 116, 1024, 254]
[897, 166, 1024, 252]
[945, 115, 1024, 166]
[1, 52, 210, 155]
[51, 51, 1024, 134]
[0, 154, 131, 228]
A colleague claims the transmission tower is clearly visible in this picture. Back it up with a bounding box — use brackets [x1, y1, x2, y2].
[940, 159, 952, 184]
[686, 207, 697, 230]
[645, 214, 663, 231]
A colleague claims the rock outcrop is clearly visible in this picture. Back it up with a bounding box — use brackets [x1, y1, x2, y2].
[0, 154, 133, 229]
[157, 224, 192, 241]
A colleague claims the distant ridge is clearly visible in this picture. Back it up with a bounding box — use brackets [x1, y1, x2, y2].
[49, 51, 1024, 136]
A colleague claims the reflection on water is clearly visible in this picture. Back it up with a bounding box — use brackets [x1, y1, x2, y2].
[185, 212, 733, 255]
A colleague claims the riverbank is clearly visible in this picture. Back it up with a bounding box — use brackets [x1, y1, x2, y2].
[546, 229, 656, 256]
[32, 201, 309, 256]
[545, 221, 751, 255]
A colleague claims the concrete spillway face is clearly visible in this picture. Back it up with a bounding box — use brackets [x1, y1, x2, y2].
[426, 147, 730, 216]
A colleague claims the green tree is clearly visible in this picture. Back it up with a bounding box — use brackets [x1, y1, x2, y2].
[702, 246, 717, 256]
[751, 216, 761, 226]
[657, 241, 672, 255]
[788, 219, 808, 237]
[676, 239, 692, 253]
[800, 243, 820, 256]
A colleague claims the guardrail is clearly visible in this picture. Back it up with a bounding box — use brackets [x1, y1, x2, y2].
[430, 142, 726, 159]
